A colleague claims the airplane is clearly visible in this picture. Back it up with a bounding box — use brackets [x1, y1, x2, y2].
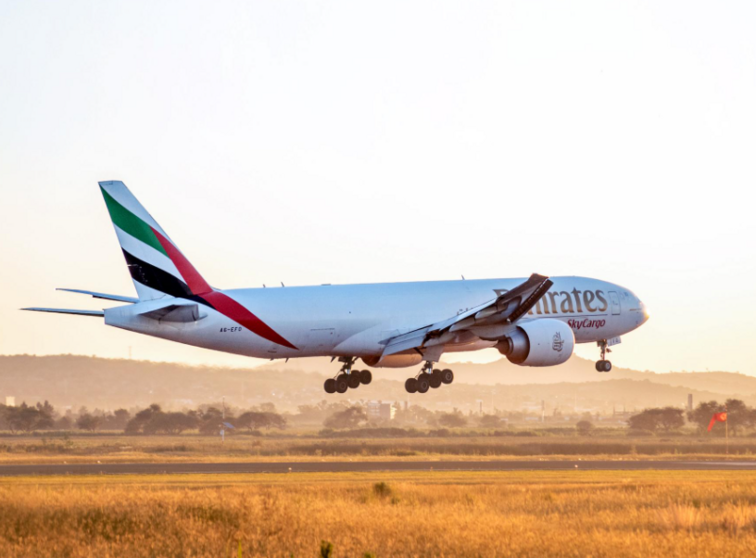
[23, 181, 650, 394]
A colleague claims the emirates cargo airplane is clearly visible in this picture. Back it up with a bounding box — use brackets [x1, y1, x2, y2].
[24, 181, 649, 394]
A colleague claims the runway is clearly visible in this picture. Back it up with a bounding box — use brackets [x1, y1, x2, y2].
[0, 460, 755, 476]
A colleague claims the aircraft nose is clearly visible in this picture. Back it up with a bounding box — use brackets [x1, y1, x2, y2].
[639, 299, 650, 324]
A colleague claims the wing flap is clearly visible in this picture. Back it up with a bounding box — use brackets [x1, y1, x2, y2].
[382, 273, 552, 357]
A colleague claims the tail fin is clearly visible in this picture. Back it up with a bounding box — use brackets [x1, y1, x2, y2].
[99, 181, 212, 300]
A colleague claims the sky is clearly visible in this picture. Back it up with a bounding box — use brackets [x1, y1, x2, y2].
[1, 1, 754, 375]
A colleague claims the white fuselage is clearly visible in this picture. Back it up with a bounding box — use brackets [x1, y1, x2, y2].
[104, 276, 647, 364]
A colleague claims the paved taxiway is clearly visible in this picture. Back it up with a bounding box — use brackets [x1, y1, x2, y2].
[0, 460, 755, 476]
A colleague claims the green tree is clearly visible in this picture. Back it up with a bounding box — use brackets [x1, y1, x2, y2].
[198, 407, 233, 435]
[237, 411, 287, 432]
[687, 401, 722, 432]
[143, 412, 198, 435]
[323, 407, 368, 429]
[576, 420, 594, 436]
[438, 412, 468, 428]
[723, 399, 755, 435]
[102, 409, 131, 430]
[125, 404, 162, 434]
[35, 401, 55, 429]
[3, 403, 50, 433]
[628, 407, 684, 432]
[479, 414, 503, 428]
[656, 407, 685, 431]
[76, 413, 102, 432]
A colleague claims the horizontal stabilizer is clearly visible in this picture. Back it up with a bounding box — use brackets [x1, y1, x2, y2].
[21, 308, 105, 317]
[57, 288, 138, 303]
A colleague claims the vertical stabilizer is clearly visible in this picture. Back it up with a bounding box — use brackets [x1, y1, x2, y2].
[98, 181, 212, 300]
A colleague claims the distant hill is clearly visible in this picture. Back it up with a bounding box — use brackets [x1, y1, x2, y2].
[0, 354, 753, 413]
[258, 355, 756, 394]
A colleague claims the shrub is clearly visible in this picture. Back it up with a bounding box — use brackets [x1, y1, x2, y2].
[576, 420, 594, 436]
[320, 540, 334, 558]
[373, 482, 392, 498]
[626, 429, 655, 437]
[324, 407, 367, 429]
[428, 428, 451, 437]
[438, 413, 468, 428]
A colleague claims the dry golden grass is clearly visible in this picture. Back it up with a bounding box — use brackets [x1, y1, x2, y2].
[0, 471, 755, 557]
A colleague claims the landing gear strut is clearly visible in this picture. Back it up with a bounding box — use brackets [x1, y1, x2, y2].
[596, 340, 612, 373]
[324, 357, 372, 393]
[405, 361, 454, 394]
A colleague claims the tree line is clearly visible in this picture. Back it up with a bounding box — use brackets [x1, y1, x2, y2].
[4, 398, 753, 435]
[627, 399, 756, 434]
[0, 401, 287, 435]
[0, 399, 483, 434]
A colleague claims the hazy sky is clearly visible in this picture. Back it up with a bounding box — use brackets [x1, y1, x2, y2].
[1, 1, 754, 375]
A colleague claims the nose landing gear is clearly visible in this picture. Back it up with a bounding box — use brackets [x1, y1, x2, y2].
[405, 362, 454, 393]
[324, 357, 373, 393]
[596, 340, 612, 373]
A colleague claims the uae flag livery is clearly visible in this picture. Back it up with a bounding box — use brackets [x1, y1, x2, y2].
[99, 181, 296, 350]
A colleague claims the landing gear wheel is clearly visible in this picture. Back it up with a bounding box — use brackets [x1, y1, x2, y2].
[595, 360, 612, 373]
[596, 341, 612, 373]
[359, 370, 372, 385]
[335, 374, 349, 393]
[347, 372, 361, 389]
[416, 375, 430, 394]
[405, 378, 418, 393]
[324, 378, 336, 394]
[429, 369, 442, 389]
[441, 369, 454, 384]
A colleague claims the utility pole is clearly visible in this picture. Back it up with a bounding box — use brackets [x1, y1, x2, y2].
[725, 402, 729, 455]
[221, 396, 226, 444]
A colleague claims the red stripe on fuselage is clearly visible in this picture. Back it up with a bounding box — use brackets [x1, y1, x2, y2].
[150, 226, 297, 350]
[201, 291, 297, 350]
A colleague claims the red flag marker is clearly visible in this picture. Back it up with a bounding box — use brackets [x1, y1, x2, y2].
[708, 412, 727, 432]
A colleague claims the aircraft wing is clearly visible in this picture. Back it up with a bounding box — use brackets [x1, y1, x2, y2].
[382, 273, 553, 357]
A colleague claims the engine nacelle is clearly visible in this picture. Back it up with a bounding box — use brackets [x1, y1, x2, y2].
[362, 353, 424, 368]
[495, 319, 574, 367]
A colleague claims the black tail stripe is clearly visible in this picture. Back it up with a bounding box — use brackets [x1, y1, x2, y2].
[122, 249, 194, 299]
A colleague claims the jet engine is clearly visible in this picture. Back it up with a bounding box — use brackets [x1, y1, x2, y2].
[362, 354, 424, 368]
[495, 319, 574, 367]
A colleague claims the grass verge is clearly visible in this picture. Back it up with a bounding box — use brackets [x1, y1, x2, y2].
[0, 470, 755, 556]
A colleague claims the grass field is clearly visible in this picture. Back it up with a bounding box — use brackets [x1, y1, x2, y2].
[0, 434, 753, 464]
[0, 470, 755, 557]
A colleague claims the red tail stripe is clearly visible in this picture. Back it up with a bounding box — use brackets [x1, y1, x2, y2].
[150, 226, 297, 350]
[151, 227, 213, 295]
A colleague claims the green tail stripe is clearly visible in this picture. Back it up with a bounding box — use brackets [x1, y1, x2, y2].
[100, 186, 168, 257]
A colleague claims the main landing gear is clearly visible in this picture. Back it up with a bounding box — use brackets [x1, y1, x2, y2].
[405, 361, 454, 394]
[596, 340, 612, 373]
[324, 357, 373, 394]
